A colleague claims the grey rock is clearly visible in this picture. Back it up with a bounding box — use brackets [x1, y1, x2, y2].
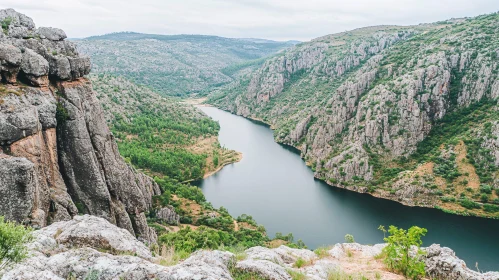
[0, 156, 37, 224]
[20, 49, 49, 86]
[157, 206, 180, 225]
[31, 215, 154, 260]
[36, 27, 67, 41]
[0, 43, 22, 83]
[424, 244, 499, 280]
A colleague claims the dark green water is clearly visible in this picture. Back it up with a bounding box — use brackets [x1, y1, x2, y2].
[198, 106, 499, 271]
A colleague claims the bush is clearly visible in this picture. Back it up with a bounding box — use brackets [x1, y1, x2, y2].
[459, 198, 481, 209]
[480, 184, 493, 194]
[0, 216, 33, 270]
[294, 257, 306, 268]
[379, 225, 427, 279]
[344, 234, 355, 243]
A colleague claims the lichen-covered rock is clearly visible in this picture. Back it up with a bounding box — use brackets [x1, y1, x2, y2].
[424, 244, 499, 280]
[20, 49, 49, 86]
[31, 215, 153, 260]
[0, 156, 37, 224]
[236, 259, 291, 280]
[36, 27, 67, 41]
[157, 206, 180, 225]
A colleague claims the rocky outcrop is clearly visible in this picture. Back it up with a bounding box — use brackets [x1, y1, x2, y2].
[2, 215, 497, 279]
[0, 9, 160, 243]
[156, 206, 180, 225]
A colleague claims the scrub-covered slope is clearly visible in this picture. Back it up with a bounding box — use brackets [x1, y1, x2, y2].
[75, 33, 295, 97]
[210, 13, 499, 218]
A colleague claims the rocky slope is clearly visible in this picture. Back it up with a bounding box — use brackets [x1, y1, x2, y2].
[3, 215, 497, 280]
[0, 9, 159, 243]
[74, 33, 295, 97]
[210, 13, 499, 218]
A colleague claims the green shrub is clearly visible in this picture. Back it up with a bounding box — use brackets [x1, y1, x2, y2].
[480, 184, 492, 194]
[344, 234, 355, 243]
[459, 198, 481, 209]
[0, 216, 34, 270]
[294, 257, 306, 268]
[379, 225, 427, 279]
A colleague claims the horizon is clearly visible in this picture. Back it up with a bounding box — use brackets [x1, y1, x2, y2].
[1, 0, 498, 41]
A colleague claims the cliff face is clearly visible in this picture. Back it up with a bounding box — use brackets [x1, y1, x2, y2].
[0, 9, 160, 243]
[210, 14, 499, 216]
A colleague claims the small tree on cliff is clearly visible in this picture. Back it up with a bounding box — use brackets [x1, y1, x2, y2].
[0, 216, 33, 271]
[379, 225, 427, 280]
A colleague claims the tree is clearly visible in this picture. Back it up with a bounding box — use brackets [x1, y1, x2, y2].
[0, 217, 33, 271]
[379, 225, 427, 279]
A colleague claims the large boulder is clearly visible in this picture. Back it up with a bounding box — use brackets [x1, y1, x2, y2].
[30, 215, 153, 260]
[36, 27, 67, 41]
[20, 49, 49, 86]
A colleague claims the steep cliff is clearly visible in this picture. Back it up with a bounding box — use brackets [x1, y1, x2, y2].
[0, 9, 160, 243]
[210, 13, 499, 217]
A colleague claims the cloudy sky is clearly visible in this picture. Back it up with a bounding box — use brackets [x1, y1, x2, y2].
[1, 0, 498, 41]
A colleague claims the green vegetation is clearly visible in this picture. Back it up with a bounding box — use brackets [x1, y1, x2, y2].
[1, 17, 11, 34]
[76, 34, 294, 97]
[0, 216, 33, 270]
[158, 226, 268, 254]
[379, 225, 427, 279]
[344, 234, 355, 243]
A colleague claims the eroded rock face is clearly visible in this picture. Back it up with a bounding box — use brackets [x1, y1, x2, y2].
[0, 9, 159, 242]
[156, 206, 180, 225]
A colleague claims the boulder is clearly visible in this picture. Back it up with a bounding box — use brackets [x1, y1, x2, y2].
[0, 43, 22, 83]
[36, 27, 67, 41]
[20, 49, 49, 86]
[30, 215, 154, 260]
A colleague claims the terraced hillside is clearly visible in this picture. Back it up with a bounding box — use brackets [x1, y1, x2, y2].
[209, 13, 499, 218]
[75, 33, 295, 97]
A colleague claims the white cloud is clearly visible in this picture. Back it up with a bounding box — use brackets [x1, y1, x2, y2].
[1, 0, 498, 41]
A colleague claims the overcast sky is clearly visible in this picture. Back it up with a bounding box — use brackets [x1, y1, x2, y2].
[1, 0, 498, 41]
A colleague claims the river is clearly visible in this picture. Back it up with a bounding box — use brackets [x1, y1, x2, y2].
[197, 106, 499, 271]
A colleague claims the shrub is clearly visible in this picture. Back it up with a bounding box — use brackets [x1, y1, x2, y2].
[344, 234, 355, 243]
[379, 225, 427, 279]
[0, 217, 33, 270]
[459, 198, 481, 209]
[294, 257, 306, 268]
[480, 184, 493, 194]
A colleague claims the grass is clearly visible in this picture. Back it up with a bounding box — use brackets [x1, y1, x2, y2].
[314, 246, 332, 259]
[327, 269, 368, 280]
[287, 269, 307, 280]
[294, 257, 307, 268]
[157, 245, 190, 266]
[219, 244, 248, 261]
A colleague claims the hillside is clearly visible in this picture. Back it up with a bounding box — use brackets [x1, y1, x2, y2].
[90, 74, 241, 182]
[74, 33, 295, 97]
[209, 13, 499, 218]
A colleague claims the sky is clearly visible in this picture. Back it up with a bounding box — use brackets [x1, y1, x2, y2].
[1, 0, 498, 41]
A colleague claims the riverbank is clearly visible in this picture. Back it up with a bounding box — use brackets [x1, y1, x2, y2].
[210, 107, 499, 220]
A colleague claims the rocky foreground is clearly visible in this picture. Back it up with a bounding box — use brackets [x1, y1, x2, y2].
[1, 215, 497, 280]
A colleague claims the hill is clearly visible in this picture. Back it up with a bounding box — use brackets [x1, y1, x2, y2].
[74, 32, 296, 97]
[208, 13, 499, 218]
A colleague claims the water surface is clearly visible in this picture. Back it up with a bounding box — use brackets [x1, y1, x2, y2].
[198, 106, 499, 271]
